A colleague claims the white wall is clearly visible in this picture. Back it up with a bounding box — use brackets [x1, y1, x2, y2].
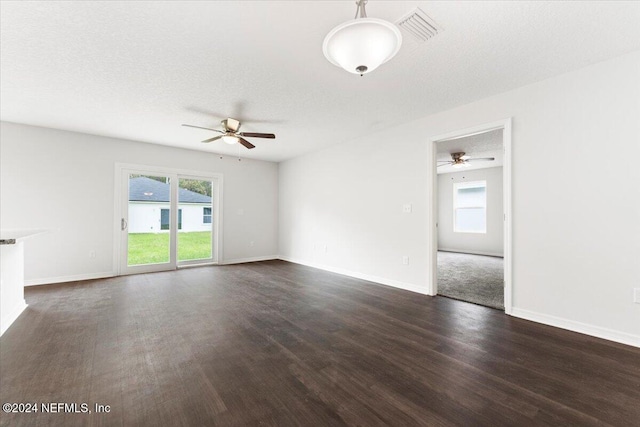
[438, 167, 503, 257]
[128, 202, 168, 233]
[279, 50, 640, 345]
[128, 203, 211, 233]
[176, 203, 211, 233]
[0, 122, 279, 283]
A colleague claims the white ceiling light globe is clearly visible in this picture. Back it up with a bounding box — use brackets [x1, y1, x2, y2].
[222, 135, 238, 145]
[323, 18, 402, 75]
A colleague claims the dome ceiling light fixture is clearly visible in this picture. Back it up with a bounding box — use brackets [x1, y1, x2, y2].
[323, 0, 402, 76]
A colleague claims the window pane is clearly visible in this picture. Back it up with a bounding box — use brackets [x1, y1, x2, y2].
[456, 186, 486, 208]
[128, 174, 171, 266]
[456, 208, 486, 233]
[203, 205, 212, 224]
[178, 178, 212, 261]
[160, 209, 170, 230]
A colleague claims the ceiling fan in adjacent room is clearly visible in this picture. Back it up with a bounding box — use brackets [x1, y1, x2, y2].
[182, 118, 275, 150]
[438, 152, 495, 168]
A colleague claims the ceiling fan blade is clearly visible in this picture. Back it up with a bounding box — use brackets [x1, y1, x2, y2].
[182, 124, 223, 133]
[467, 157, 496, 162]
[437, 162, 453, 167]
[202, 135, 223, 143]
[237, 137, 255, 149]
[239, 132, 276, 139]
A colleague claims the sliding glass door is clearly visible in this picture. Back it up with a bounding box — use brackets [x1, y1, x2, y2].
[118, 167, 219, 275]
[177, 177, 213, 264]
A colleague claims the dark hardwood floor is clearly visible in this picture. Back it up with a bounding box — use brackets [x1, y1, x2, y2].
[1, 260, 639, 426]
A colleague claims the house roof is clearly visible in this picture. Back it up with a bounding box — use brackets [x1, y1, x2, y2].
[129, 176, 211, 204]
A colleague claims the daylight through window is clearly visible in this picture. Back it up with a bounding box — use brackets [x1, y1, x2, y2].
[453, 181, 486, 233]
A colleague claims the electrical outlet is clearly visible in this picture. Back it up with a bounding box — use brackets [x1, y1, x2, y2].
[323, 245, 328, 253]
[250, 241, 254, 247]
[634, 288, 640, 304]
[402, 256, 409, 265]
[402, 204, 412, 213]
[89, 250, 96, 259]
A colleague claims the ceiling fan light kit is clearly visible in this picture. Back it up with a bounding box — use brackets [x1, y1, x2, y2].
[323, 0, 402, 76]
[222, 135, 239, 145]
[452, 162, 470, 169]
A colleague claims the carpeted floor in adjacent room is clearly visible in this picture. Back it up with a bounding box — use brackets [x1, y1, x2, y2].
[437, 251, 504, 310]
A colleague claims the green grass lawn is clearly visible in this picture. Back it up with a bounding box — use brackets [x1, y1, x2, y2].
[128, 231, 212, 265]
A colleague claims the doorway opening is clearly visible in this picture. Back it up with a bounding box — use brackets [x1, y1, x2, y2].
[427, 119, 512, 313]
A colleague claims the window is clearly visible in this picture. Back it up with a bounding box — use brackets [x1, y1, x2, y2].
[161, 208, 182, 230]
[454, 181, 486, 233]
[203, 207, 212, 224]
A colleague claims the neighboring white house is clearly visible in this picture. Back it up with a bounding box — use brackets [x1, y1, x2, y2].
[128, 176, 212, 233]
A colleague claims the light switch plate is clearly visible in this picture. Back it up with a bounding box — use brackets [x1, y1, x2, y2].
[402, 204, 412, 213]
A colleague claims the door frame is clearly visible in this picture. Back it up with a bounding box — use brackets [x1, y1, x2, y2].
[426, 118, 513, 314]
[113, 163, 223, 276]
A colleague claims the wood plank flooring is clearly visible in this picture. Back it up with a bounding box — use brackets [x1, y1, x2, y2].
[1, 260, 639, 426]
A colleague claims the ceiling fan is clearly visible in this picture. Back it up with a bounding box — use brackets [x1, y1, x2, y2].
[182, 118, 275, 150]
[438, 152, 495, 168]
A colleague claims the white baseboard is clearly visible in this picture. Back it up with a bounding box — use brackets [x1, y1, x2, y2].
[1, 300, 27, 336]
[439, 248, 504, 258]
[23, 257, 279, 284]
[278, 256, 433, 296]
[25, 271, 115, 287]
[511, 307, 639, 348]
[222, 255, 279, 265]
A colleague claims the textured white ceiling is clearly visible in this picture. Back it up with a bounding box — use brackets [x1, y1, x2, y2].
[2, 1, 640, 162]
[436, 129, 503, 174]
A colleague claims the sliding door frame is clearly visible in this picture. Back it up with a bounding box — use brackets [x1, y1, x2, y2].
[113, 163, 223, 276]
[176, 172, 222, 268]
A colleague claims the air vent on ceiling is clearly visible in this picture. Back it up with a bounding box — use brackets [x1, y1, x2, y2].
[396, 8, 441, 43]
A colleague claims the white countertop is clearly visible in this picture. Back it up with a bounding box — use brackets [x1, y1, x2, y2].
[0, 228, 50, 244]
